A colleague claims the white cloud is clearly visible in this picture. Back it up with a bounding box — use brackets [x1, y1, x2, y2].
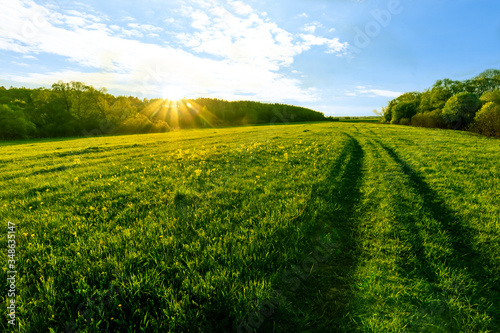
[127, 23, 162, 33]
[11, 61, 30, 67]
[0, 0, 346, 103]
[65, 10, 102, 23]
[121, 29, 143, 38]
[356, 87, 402, 98]
[177, 3, 303, 71]
[304, 25, 316, 33]
[303, 22, 322, 34]
[64, 15, 87, 28]
[227, 0, 253, 16]
[177, 1, 347, 71]
[297, 13, 308, 19]
[299, 34, 347, 54]
[190, 11, 211, 30]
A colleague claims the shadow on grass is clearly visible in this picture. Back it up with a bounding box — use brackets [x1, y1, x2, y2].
[374, 139, 500, 329]
[263, 133, 365, 332]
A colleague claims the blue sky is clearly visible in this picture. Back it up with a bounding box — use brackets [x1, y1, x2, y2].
[1, 0, 499, 116]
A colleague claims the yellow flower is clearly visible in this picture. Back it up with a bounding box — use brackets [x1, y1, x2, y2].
[194, 169, 202, 177]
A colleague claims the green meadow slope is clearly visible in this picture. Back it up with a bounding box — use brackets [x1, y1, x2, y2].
[1, 123, 499, 332]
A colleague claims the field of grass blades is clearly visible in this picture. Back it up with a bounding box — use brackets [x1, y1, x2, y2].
[1, 122, 499, 332]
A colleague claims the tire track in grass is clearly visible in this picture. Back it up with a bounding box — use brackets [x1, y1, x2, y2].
[267, 132, 365, 332]
[346, 132, 433, 332]
[374, 139, 500, 331]
[350, 129, 495, 332]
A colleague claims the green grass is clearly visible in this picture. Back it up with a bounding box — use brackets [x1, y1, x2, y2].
[1, 123, 499, 332]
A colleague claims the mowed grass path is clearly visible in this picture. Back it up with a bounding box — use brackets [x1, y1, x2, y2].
[1, 123, 499, 332]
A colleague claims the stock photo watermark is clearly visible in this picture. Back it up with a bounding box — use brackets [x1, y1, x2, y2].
[21, 0, 62, 40]
[6, 221, 17, 327]
[346, 0, 410, 62]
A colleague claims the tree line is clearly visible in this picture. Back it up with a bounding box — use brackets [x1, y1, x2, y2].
[381, 69, 500, 137]
[0, 81, 326, 140]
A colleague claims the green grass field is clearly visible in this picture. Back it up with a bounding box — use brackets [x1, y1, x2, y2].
[1, 122, 499, 332]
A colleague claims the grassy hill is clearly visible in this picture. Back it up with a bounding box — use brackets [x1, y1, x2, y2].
[1, 122, 499, 332]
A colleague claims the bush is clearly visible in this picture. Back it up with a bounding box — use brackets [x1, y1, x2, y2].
[325, 116, 340, 121]
[0, 104, 36, 139]
[117, 114, 153, 134]
[411, 110, 447, 129]
[151, 120, 171, 133]
[442, 92, 481, 129]
[392, 101, 418, 122]
[399, 118, 411, 125]
[468, 102, 500, 137]
[390, 119, 399, 125]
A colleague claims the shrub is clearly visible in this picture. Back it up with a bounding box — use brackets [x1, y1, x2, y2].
[383, 105, 393, 122]
[411, 110, 447, 129]
[442, 92, 481, 129]
[392, 101, 418, 122]
[151, 120, 171, 133]
[399, 118, 411, 125]
[325, 116, 340, 121]
[468, 102, 500, 137]
[0, 104, 36, 139]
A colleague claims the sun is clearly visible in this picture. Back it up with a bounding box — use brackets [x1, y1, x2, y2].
[162, 86, 186, 102]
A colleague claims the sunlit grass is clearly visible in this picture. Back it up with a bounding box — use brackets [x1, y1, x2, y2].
[0, 122, 499, 332]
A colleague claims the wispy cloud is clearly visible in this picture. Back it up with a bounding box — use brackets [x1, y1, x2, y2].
[0, 0, 347, 103]
[177, 0, 347, 69]
[299, 34, 347, 54]
[355, 87, 402, 98]
[303, 22, 322, 34]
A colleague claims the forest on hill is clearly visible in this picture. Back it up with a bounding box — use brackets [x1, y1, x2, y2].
[382, 69, 500, 137]
[0, 81, 326, 139]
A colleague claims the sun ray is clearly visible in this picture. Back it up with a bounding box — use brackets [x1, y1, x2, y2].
[183, 100, 221, 128]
